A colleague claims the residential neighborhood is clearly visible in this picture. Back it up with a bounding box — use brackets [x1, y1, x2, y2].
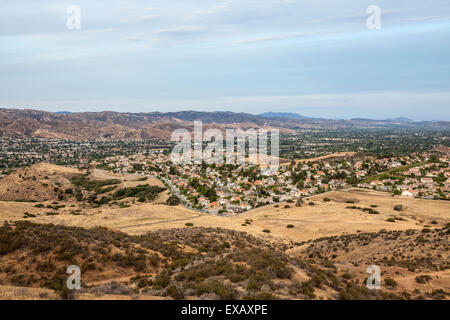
[98, 150, 450, 214]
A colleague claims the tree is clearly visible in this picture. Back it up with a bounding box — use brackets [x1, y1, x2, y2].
[166, 195, 181, 206]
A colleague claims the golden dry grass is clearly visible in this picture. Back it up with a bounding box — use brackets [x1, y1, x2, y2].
[0, 285, 58, 300]
[0, 163, 81, 202]
[2, 188, 448, 244]
[279, 152, 357, 167]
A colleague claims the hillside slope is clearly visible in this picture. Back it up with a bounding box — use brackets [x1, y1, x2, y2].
[0, 163, 81, 202]
[1, 109, 448, 141]
[0, 222, 448, 300]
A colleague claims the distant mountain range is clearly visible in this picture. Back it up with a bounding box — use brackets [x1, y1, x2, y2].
[0, 108, 447, 141]
[261, 112, 416, 122]
[54, 111, 73, 115]
[259, 112, 310, 119]
[385, 117, 413, 122]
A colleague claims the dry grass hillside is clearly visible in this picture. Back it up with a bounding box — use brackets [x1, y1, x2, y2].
[1, 185, 448, 242]
[0, 163, 81, 202]
[0, 221, 447, 300]
[291, 226, 449, 300]
[0, 164, 167, 206]
[0, 164, 448, 300]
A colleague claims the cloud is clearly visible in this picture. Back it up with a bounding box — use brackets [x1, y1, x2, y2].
[237, 31, 320, 44]
[86, 28, 120, 33]
[138, 14, 160, 21]
[395, 15, 450, 22]
[1, 0, 450, 120]
[190, 0, 233, 16]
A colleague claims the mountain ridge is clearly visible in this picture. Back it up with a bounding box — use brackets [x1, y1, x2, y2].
[0, 108, 448, 141]
[259, 112, 310, 119]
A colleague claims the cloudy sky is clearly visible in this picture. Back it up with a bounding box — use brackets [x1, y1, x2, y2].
[1, 0, 449, 120]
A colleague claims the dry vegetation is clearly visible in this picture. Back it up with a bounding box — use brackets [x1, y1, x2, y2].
[0, 222, 447, 300]
[0, 164, 449, 300]
[291, 226, 449, 300]
[0, 163, 81, 202]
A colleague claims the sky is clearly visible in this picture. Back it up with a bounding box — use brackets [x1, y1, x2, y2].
[1, 0, 450, 120]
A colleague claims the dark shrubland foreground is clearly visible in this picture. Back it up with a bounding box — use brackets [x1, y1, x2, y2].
[294, 225, 449, 300]
[0, 221, 448, 300]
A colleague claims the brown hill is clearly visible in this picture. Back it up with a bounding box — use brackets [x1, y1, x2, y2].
[1, 222, 447, 300]
[1, 108, 448, 141]
[0, 163, 81, 202]
[291, 226, 449, 299]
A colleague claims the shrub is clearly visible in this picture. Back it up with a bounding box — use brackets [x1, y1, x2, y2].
[113, 185, 166, 201]
[286, 224, 294, 229]
[384, 277, 397, 287]
[166, 195, 181, 206]
[71, 175, 121, 192]
[298, 281, 316, 299]
[153, 271, 170, 289]
[165, 284, 185, 299]
[192, 280, 238, 300]
[415, 275, 432, 284]
[295, 198, 304, 207]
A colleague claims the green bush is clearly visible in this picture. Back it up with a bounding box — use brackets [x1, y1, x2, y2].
[165, 284, 185, 299]
[415, 275, 432, 284]
[166, 195, 181, 206]
[153, 271, 170, 289]
[113, 185, 166, 201]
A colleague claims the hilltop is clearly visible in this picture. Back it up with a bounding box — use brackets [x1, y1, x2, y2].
[0, 163, 81, 202]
